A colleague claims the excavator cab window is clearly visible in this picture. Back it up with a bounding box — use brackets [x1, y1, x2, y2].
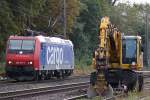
[122, 39, 137, 64]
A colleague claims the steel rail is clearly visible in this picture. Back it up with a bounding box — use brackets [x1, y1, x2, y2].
[0, 81, 89, 100]
[64, 93, 126, 100]
[0, 75, 90, 87]
[64, 94, 87, 100]
[64, 78, 150, 100]
[0, 71, 150, 100]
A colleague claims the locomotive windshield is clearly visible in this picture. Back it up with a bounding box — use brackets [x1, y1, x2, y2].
[122, 39, 137, 64]
[8, 40, 35, 54]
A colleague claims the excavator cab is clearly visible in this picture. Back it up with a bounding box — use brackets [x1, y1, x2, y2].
[121, 36, 143, 70]
[122, 37, 137, 64]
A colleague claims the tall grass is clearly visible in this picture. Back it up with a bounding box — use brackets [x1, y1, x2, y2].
[0, 51, 5, 74]
[0, 62, 5, 74]
[74, 55, 94, 75]
[123, 92, 150, 100]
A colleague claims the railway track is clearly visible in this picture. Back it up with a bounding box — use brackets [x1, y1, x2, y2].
[64, 92, 126, 100]
[0, 75, 90, 99]
[0, 81, 89, 100]
[0, 75, 90, 87]
[64, 90, 126, 100]
[65, 88, 150, 100]
[0, 73, 149, 87]
[0, 73, 150, 100]
[64, 74, 150, 100]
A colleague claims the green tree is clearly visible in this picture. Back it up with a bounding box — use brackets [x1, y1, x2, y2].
[0, 1, 18, 57]
[71, 0, 112, 65]
[33, 0, 80, 36]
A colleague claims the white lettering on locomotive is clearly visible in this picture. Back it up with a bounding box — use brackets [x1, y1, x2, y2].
[47, 46, 63, 68]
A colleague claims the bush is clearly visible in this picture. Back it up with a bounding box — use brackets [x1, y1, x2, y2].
[74, 54, 94, 75]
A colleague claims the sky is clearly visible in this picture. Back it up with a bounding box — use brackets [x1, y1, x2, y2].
[118, 0, 150, 4]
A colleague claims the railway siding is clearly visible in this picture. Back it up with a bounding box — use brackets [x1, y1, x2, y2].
[0, 72, 150, 100]
[0, 82, 89, 100]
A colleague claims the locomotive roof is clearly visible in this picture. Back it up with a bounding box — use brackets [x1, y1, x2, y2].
[36, 36, 73, 46]
[9, 36, 35, 40]
[9, 35, 73, 46]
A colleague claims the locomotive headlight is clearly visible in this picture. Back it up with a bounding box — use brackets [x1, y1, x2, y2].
[8, 61, 12, 64]
[29, 61, 33, 64]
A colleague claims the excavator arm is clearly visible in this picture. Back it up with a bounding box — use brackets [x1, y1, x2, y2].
[88, 16, 119, 98]
[92, 16, 121, 70]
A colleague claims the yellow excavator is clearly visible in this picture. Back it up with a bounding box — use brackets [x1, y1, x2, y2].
[87, 16, 143, 98]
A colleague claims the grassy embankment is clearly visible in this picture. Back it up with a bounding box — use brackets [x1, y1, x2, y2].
[73, 57, 94, 76]
[0, 52, 5, 74]
[123, 92, 150, 100]
[0, 62, 5, 74]
[77, 92, 150, 100]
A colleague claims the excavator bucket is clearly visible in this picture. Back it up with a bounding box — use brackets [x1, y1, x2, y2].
[87, 84, 114, 99]
[102, 85, 114, 99]
[87, 85, 97, 98]
[87, 71, 114, 99]
[87, 71, 97, 98]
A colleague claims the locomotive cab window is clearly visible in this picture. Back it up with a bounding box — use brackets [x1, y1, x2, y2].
[9, 40, 22, 50]
[22, 40, 35, 51]
[8, 39, 35, 54]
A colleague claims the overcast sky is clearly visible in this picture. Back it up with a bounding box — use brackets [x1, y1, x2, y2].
[118, 0, 150, 4]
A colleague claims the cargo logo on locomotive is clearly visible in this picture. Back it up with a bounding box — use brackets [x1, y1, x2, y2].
[46, 46, 63, 68]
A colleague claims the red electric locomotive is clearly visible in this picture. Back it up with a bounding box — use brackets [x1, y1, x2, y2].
[5, 33, 74, 81]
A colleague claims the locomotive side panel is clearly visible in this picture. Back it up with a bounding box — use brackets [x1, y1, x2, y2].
[33, 38, 41, 70]
[40, 43, 74, 70]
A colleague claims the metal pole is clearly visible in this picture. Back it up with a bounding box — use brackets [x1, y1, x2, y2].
[145, 11, 149, 66]
[146, 14, 150, 66]
[64, 0, 67, 38]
